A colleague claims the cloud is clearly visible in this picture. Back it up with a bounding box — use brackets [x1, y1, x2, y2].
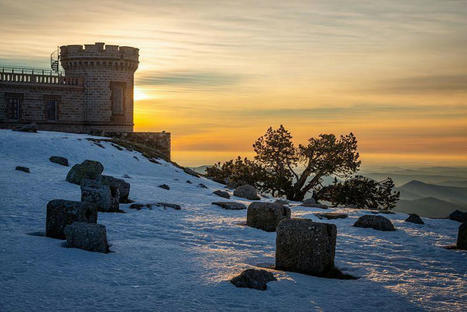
[366, 75, 467, 94]
[225, 103, 467, 119]
[136, 70, 245, 90]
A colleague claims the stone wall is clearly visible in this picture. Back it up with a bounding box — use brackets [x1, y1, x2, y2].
[0, 42, 171, 160]
[90, 130, 171, 160]
[60, 42, 138, 130]
[0, 82, 86, 131]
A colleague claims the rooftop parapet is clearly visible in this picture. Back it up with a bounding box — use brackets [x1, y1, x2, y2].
[60, 42, 139, 62]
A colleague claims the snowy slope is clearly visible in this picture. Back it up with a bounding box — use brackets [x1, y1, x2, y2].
[0, 129, 465, 312]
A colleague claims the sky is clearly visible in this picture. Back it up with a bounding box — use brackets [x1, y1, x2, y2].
[1, 0, 466, 167]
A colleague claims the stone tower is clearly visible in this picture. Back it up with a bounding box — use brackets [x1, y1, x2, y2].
[60, 42, 139, 132]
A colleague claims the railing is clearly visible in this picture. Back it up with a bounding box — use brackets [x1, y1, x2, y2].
[0, 66, 82, 86]
[1, 66, 62, 76]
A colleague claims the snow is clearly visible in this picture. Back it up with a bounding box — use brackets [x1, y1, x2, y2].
[0, 129, 466, 311]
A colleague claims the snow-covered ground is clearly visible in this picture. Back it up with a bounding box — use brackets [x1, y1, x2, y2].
[0, 129, 465, 312]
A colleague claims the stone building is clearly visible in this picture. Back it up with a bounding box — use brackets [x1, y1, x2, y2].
[0, 42, 170, 159]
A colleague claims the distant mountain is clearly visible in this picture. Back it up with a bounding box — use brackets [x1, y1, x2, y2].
[437, 180, 467, 188]
[360, 166, 467, 187]
[397, 180, 467, 205]
[395, 197, 467, 218]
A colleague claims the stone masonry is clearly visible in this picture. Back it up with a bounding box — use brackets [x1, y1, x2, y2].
[0, 42, 171, 160]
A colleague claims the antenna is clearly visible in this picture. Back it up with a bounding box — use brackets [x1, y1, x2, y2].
[50, 47, 60, 73]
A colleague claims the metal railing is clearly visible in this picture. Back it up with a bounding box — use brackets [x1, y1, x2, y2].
[1, 66, 63, 76]
[0, 66, 82, 86]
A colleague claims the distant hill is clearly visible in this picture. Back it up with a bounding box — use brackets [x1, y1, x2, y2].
[360, 166, 467, 187]
[397, 180, 467, 205]
[395, 197, 467, 218]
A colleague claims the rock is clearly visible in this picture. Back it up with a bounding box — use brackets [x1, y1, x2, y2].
[457, 222, 467, 250]
[15, 166, 30, 173]
[234, 184, 260, 200]
[212, 202, 247, 210]
[66, 160, 104, 185]
[49, 156, 69, 166]
[198, 183, 208, 189]
[274, 199, 289, 206]
[301, 198, 328, 209]
[129, 203, 147, 210]
[230, 269, 277, 290]
[183, 167, 200, 178]
[13, 123, 37, 133]
[159, 184, 170, 190]
[46, 200, 97, 239]
[276, 218, 336, 275]
[64, 222, 109, 253]
[449, 210, 467, 223]
[81, 178, 120, 212]
[247, 202, 291, 232]
[302, 198, 316, 206]
[186, 180, 192, 184]
[213, 190, 230, 199]
[405, 214, 424, 224]
[353, 215, 396, 231]
[101, 175, 131, 203]
[315, 212, 348, 220]
[157, 202, 181, 210]
[129, 202, 181, 210]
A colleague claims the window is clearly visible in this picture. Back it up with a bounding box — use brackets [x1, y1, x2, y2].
[43, 95, 60, 121]
[111, 82, 125, 115]
[5, 93, 23, 120]
[46, 99, 58, 120]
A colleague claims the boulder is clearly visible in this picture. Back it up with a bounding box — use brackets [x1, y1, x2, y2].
[457, 222, 467, 250]
[49, 156, 69, 167]
[405, 214, 424, 225]
[81, 178, 120, 212]
[302, 198, 316, 207]
[101, 175, 131, 203]
[46, 200, 97, 239]
[247, 202, 291, 232]
[213, 190, 230, 199]
[274, 199, 289, 206]
[315, 212, 348, 220]
[15, 166, 30, 173]
[212, 202, 247, 210]
[230, 269, 277, 290]
[159, 184, 170, 190]
[353, 215, 396, 231]
[64, 222, 109, 253]
[13, 123, 37, 133]
[449, 210, 467, 223]
[234, 184, 260, 200]
[66, 160, 104, 185]
[276, 218, 336, 275]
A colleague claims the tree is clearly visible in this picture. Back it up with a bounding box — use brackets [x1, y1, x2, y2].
[205, 156, 262, 188]
[206, 125, 361, 201]
[315, 176, 400, 210]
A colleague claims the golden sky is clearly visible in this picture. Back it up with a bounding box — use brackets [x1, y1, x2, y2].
[1, 0, 466, 167]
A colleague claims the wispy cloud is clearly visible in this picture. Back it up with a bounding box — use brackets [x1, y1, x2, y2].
[365, 75, 467, 94]
[136, 70, 245, 88]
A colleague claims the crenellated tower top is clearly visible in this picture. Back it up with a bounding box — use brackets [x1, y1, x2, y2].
[60, 42, 139, 71]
